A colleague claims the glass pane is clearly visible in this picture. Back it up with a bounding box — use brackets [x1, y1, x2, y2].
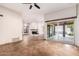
[47, 25, 50, 38]
[55, 25, 63, 40]
[47, 25, 53, 38]
[64, 22, 74, 44]
[51, 24, 63, 41]
[47, 20, 74, 44]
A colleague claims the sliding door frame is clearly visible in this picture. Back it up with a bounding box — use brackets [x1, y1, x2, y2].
[45, 16, 77, 45]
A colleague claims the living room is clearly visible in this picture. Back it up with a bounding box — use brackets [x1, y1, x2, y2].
[0, 3, 79, 56]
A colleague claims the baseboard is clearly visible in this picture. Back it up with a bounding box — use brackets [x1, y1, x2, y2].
[0, 39, 23, 46]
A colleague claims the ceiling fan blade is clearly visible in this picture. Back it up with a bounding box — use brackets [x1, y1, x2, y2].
[34, 3, 40, 9]
[29, 5, 32, 9]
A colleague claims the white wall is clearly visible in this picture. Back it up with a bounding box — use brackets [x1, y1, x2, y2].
[0, 6, 23, 45]
[45, 6, 76, 21]
[74, 5, 79, 46]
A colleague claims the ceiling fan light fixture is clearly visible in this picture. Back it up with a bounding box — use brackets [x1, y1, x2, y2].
[34, 3, 40, 9]
[22, 3, 40, 9]
[29, 5, 33, 9]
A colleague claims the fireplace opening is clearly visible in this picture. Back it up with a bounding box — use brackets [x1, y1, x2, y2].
[31, 29, 38, 34]
[32, 31, 38, 34]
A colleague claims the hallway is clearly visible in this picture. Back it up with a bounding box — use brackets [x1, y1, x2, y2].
[0, 36, 79, 56]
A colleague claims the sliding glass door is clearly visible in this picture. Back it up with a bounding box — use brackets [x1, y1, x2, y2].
[47, 25, 54, 39]
[52, 23, 63, 41]
[64, 21, 74, 44]
[47, 20, 74, 44]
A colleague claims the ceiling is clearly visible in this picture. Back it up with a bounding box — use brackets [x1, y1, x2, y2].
[0, 3, 76, 15]
[0, 3, 76, 23]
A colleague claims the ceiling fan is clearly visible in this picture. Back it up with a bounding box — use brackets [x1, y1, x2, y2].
[22, 3, 40, 9]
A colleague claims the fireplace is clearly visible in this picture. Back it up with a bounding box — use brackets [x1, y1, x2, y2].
[31, 29, 38, 34]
